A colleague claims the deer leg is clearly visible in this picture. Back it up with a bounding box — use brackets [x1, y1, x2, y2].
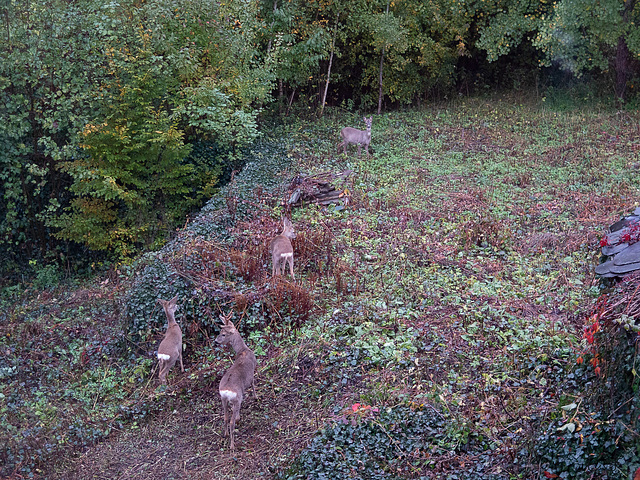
[158, 360, 168, 383]
[166, 357, 177, 375]
[229, 401, 241, 451]
[221, 397, 229, 437]
[357, 144, 361, 156]
[273, 256, 283, 277]
[179, 350, 184, 372]
[251, 379, 257, 399]
[288, 256, 295, 279]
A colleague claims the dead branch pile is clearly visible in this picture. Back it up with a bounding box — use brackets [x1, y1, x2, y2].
[286, 170, 353, 207]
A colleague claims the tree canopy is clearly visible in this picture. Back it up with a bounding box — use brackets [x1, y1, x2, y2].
[1, 0, 638, 274]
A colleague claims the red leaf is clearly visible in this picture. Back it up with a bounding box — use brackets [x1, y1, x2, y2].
[634, 466, 640, 480]
[543, 472, 559, 479]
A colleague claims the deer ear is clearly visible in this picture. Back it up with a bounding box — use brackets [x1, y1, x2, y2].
[169, 295, 178, 304]
[157, 298, 165, 306]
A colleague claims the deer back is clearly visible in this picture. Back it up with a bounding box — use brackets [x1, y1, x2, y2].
[216, 317, 256, 394]
[158, 323, 182, 357]
[270, 218, 295, 257]
[220, 348, 256, 393]
[270, 235, 293, 258]
[340, 116, 372, 146]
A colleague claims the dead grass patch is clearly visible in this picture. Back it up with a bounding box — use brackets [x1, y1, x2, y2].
[52, 388, 325, 480]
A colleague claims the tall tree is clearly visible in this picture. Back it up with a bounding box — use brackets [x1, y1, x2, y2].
[319, 12, 339, 117]
[260, 0, 332, 112]
[355, 0, 469, 107]
[364, 0, 409, 113]
[0, 0, 105, 267]
[0, 0, 277, 269]
[377, 0, 391, 115]
[475, 0, 640, 101]
[535, 0, 640, 101]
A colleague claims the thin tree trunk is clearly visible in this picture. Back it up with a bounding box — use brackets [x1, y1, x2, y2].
[377, 47, 385, 115]
[377, 1, 390, 115]
[615, 36, 630, 102]
[319, 13, 339, 118]
[265, 0, 278, 56]
[3, 7, 10, 48]
[286, 87, 296, 116]
[615, 0, 637, 102]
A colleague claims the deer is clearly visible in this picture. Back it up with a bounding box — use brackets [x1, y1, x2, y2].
[270, 217, 296, 279]
[156, 296, 184, 384]
[216, 313, 256, 451]
[338, 116, 373, 156]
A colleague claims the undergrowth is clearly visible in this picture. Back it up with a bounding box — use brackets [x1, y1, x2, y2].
[3, 93, 640, 479]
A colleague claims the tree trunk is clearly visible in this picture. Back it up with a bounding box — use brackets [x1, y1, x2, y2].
[615, 36, 630, 102]
[3, 6, 10, 48]
[377, 0, 391, 115]
[377, 47, 384, 115]
[265, 0, 278, 56]
[615, 0, 637, 102]
[286, 87, 296, 116]
[319, 13, 339, 118]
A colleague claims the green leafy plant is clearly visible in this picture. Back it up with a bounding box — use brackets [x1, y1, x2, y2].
[275, 403, 504, 480]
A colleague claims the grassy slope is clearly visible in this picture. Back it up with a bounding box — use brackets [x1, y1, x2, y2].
[2, 94, 640, 479]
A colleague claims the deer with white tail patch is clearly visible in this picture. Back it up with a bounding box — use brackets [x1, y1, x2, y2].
[216, 313, 256, 451]
[270, 217, 296, 279]
[156, 296, 184, 384]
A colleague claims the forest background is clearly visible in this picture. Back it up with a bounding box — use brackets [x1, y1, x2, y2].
[2, 0, 640, 479]
[2, 0, 640, 273]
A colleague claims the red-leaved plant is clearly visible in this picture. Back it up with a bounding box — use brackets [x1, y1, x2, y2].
[341, 403, 380, 425]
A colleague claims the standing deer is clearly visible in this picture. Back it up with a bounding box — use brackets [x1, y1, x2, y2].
[216, 313, 256, 451]
[270, 217, 296, 279]
[156, 296, 184, 384]
[338, 116, 373, 156]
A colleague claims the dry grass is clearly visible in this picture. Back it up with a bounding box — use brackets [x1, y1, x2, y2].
[52, 358, 331, 480]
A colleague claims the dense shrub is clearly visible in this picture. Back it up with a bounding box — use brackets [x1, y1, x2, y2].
[275, 403, 509, 480]
[531, 276, 640, 479]
[534, 411, 636, 479]
[124, 140, 305, 344]
[0, 0, 271, 274]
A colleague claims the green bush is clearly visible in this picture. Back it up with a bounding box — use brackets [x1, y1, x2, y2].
[533, 412, 637, 479]
[124, 140, 302, 344]
[275, 404, 508, 480]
